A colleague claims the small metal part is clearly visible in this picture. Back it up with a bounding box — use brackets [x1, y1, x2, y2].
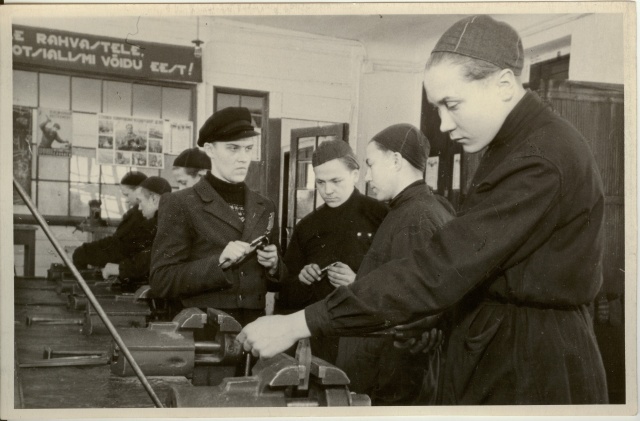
[25, 316, 83, 326]
[19, 355, 109, 368]
[42, 346, 104, 359]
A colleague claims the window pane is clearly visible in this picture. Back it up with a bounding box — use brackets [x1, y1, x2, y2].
[38, 181, 69, 215]
[72, 112, 98, 149]
[70, 182, 99, 217]
[39, 73, 70, 110]
[103, 81, 131, 116]
[38, 154, 69, 181]
[216, 93, 239, 110]
[13, 70, 38, 107]
[101, 184, 127, 219]
[162, 87, 191, 121]
[72, 77, 101, 113]
[70, 148, 99, 183]
[240, 95, 263, 114]
[133, 84, 161, 119]
[100, 164, 131, 185]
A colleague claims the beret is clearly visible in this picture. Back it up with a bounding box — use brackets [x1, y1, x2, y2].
[197, 107, 260, 146]
[432, 15, 524, 76]
[311, 140, 359, 169]
[120, 171, 147, 187]
[371, 124, 430, 172]
[173, 147, 211, 170]
[139, 176, 172, 195]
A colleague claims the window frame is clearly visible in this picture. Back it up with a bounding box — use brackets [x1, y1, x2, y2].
[13, 65, 198, 225]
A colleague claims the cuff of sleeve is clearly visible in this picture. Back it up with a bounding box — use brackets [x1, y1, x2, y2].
[304, 300, 335, 337]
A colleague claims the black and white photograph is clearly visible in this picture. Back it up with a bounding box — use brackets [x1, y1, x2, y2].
[1, 2, 636, 420]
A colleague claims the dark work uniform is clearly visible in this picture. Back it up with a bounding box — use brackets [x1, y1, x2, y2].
[73, 205, 155, 271]
[337, 181, 454, 405]
[150, 173, 282, 326]
[276, 189, 387, 363]
[117, 212, 158, 291]
[305, 92, 608, 404]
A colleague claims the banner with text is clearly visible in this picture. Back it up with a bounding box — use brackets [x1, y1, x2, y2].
[13, 25, 202, 83]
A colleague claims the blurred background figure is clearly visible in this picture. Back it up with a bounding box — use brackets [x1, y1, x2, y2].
[171, 147, 211, 190]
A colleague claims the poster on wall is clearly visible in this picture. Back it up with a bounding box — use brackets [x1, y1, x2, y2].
[97, 115, 164, 168]
[167, 121, 193, 155]
[36, 108, 72, 156]
[13, 106, 33, 205]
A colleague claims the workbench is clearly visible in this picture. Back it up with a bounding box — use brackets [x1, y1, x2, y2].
[14, 276, 191, 409]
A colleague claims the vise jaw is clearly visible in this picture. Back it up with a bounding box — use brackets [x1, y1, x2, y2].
[166, 343, 371, 407]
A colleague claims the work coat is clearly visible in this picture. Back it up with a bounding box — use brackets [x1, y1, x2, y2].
[150, 177, 281, 312]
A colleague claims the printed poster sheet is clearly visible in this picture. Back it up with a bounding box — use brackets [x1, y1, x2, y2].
[97, 115, 164, 168]
[168, 121, 193, 155]
[13, 106, 33, 205]
[37, 108, 72, 150]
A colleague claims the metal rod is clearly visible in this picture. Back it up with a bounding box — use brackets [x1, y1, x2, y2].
[13, 178, 164, 408]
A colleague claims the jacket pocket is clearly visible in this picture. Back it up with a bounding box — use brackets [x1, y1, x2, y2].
[464, 305, 506, 353]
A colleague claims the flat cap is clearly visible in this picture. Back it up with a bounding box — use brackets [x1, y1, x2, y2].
[432, 15, 524, 75]
[120, 171, 147, 187]
[371, 124, 430, 172]
[197, 107, 260, 146]
[139, 176, 172, 195]
[312, 140, 359, 169]
[173, 147, 211, 170]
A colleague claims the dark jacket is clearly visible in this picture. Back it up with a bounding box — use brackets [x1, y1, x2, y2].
[306, 92, 608, 404]
[337, 180, 454, 405]
[118, 212, 158, 289]
[276, 189, 387, 313]
[72, 205, 154, 269]
[150, 177, 281, 310]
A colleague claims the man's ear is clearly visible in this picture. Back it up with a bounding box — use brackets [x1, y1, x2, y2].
[496, 69, 518, 102]
[391, 152, 403, 171]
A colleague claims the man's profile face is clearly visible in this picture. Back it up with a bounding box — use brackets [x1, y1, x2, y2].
[204, 138, 255, 184]
[424, 62, 505, 154]
[120, 185, 139, 209]
[172, 167, 200, 190]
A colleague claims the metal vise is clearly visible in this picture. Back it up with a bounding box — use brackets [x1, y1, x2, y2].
[110, 307, 243, 384]
[46, 263, 103, 294]
[82, 294, 151, 335]
[166, 339, 371, 407]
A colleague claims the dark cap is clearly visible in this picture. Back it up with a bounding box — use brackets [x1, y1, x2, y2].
[173, 147, 211, 170]
[120, 171, 147, 187]
[432, 15, 524, 76]
[139, 176, 172, 195]
[197, 107, 260, 146]
[311, 140, 359, 169]
[371, 124, 430, 172]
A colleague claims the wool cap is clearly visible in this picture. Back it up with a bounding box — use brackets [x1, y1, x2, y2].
[311, 140, 359, 169]
[197, 107, 260, 146]
[432, 15, 524, 76]
[120, 171, 147, 187]
[371, 124, 430, 172]
[173, 147, 211, 170]
[138, 176, 172, 195]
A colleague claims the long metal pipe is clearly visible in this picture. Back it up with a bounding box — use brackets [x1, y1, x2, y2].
[13, 178, 164, 408]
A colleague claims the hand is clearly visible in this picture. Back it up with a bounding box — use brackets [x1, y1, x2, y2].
[327, 262, 356, 287]
[257, 244, 278, 275]
[237, 311, 311, 358]
[219, 241, 251, 269]
[394, 328, 444, 354]
[298, 264, 322, 285]
[101, 263, 120, 279]
[393, 314, 442, 354]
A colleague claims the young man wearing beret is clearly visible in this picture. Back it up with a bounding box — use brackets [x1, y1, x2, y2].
[150, 107, 282, 326]
[101, 176, 172, 291]
[73, 171, 152, 274]
[172, 147, 211, 190]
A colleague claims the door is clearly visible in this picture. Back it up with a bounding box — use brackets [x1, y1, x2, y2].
[284, 123, 349, 251]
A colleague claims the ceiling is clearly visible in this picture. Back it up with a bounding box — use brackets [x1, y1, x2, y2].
[224, 13, 583, 61]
